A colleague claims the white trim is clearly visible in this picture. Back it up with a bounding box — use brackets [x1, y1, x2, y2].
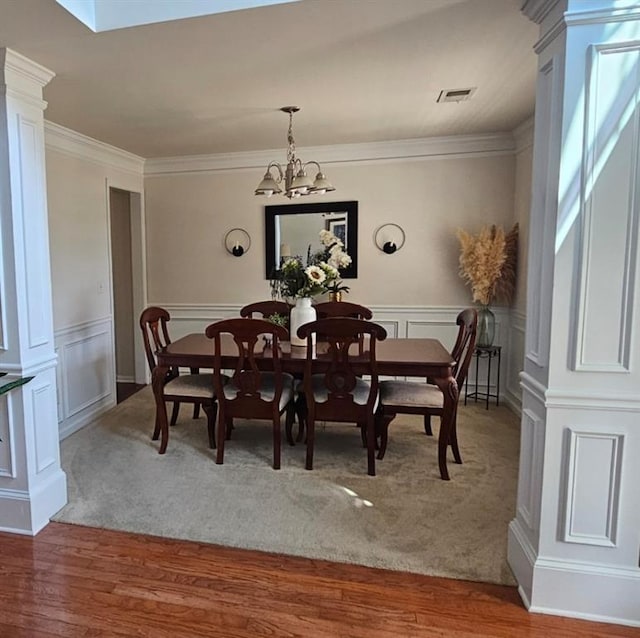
[520, 371, 548, 404]
[143, 133, 516, 176]
[545, 390, 640, 410]
[513, 118, 534, 153]
[44, 120, 145, 175]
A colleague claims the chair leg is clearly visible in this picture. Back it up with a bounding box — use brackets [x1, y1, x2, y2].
[273, 411, 284, 470]
[215, 409, 226, 464]
[225, 417, 233, 440]
[203, 403, 216, 449]
[449, 411, 462, 464]
[366, 416, 376, 476]
[376, 413, 394, 460]
[305, 416, 315, 470]
[284, 401, 296, 447]
[152, 407, 162, 441]
[193, 404, 201, 419]
[423, 414, 433, 436]
[170, 402, 180, 426]
[294, 394, 307, 443]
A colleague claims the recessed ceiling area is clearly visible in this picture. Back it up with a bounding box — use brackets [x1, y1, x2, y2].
[55, 0, 300, 32]
[0, 0, 538, 158]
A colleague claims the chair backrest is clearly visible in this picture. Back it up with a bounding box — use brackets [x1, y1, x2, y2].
[450, 308, 478, 389]
[139, 306, 173, 375]
[297, 317, 387, 420]
[204, 318, 289, 417]
[240, 300, 292, 326]
[313, 301, 373, 320]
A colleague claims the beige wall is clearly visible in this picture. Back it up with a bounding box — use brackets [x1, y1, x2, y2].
[46, 148, 143, 330]
[144, 154, 516, 307]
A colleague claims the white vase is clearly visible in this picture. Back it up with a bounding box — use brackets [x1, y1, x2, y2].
[289, 297, 317, 347]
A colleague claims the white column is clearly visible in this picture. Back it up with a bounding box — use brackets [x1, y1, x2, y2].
[0, 49, 67, 534]
[509, 0, 640, 626]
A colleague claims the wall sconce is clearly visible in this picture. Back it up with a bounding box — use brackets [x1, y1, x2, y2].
[224, 228, 251, 257]
[374, 223, 405, 254]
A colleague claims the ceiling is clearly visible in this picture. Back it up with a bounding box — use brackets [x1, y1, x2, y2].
[0, 0, 539, 159]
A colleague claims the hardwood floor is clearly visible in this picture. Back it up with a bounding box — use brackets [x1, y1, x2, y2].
[116, 382, 146, 404]
[0, 523, 635, 637]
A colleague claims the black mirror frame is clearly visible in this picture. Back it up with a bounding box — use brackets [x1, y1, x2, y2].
[264, 200, 358, 279]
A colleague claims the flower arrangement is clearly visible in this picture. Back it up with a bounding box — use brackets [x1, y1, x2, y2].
[457, 223, 518, 306]
[270, 229, 352, 300]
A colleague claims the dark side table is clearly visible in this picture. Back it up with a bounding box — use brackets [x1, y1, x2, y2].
[464, 345, 501, 409]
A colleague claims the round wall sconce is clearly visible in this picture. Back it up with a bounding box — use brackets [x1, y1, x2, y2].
[224, 228, 251, 257]
[374, 223, 405, 254]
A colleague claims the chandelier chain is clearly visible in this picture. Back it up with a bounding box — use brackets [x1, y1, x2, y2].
[286, 111, 296, 165]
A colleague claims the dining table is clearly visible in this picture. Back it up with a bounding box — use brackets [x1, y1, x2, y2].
[152, 334, 459, 480]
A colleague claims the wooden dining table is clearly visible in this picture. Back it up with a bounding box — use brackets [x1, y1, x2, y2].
[152, 334, 459, 480]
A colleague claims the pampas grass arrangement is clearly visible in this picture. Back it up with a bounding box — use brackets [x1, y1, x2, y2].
[457, 223, 519, 306]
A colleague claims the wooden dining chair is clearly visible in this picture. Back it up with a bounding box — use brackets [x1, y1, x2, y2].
[313, 301, 372, 320]
[139, 306, 218, 449]
[287, 301, 374, 447]
[375, 308, 478, 464]
[296, 317, 387, 476]
[204, 318, 295, 469]
[240, 300, 293, 328]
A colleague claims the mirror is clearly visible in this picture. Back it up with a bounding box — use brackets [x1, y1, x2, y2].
[265, 201, 358, 278]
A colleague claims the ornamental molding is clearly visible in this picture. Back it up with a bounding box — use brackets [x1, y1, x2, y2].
[44, 120, 145, 175]
[521, 0, 561, 24]
[144, 133, 515, 176]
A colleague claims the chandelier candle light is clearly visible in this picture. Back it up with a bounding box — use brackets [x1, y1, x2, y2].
[255, 106, 335, 199]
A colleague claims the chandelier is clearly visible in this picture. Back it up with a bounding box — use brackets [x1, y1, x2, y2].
[254, 106, 335, 199]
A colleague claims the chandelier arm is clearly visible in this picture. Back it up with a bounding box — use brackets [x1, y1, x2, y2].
[266, 161, 284, 183]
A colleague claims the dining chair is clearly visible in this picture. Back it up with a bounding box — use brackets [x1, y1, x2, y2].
[287, 301, 374, 447]
[204, 318, 295, 469]
[296, 317, 387, 476]
[240, 300, 293, 328]
[313, 300, 372, 320]
[375, 308, 478, 464]
[139, 306, 218, 449]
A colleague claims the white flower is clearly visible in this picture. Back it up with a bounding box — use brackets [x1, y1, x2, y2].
[305, 265, 326, 284]
[319, 229, 334, 246]
[327, 245, 352, 269]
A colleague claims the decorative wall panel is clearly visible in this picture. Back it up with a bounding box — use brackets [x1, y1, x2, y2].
[0, 397, 14, 478]
[517, 408, 543, 531]
[18, 115, 50, 349]
[574, 45, 640, 372]
[563, 430, 623, 546]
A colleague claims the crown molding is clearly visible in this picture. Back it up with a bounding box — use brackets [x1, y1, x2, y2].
[514, 117, 535, 153]
[521, 0, 561, 24]
[144, 132, 516, 176]
[44, 120, 145, 175]
[0, 48, 55, 89]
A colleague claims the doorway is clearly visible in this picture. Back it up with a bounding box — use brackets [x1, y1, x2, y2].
[108, 186, 146, 403]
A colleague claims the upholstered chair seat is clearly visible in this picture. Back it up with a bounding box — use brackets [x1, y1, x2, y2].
[379, 381, 442, 409]
[166, 373, 216, 398]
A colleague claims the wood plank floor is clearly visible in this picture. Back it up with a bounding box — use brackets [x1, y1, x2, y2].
[0, 522, 636, 637]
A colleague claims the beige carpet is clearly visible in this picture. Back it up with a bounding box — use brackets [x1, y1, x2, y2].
[55, 386, 520, 585]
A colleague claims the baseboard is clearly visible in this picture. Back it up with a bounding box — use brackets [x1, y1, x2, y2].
[530, 558, 640, 627]
[0, 469, 67, 535]
[509, 518, 640, 627]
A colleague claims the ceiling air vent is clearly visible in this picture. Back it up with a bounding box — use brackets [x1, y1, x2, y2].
[437, 87, 476, 103]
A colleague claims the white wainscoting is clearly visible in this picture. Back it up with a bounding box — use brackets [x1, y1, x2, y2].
[54, 317, 116, 440]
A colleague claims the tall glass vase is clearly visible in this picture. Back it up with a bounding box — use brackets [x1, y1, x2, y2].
[289, 297, 317, 347]
[476, 305, 495, 348]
